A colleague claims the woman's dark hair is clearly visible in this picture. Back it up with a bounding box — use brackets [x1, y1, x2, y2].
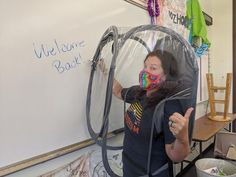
[144, 49, 179, 80]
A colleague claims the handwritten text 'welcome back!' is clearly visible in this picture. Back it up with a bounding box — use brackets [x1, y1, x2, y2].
[33, 39, 85, 73]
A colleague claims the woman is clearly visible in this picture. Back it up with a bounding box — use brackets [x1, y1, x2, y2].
[113, 50, 193, 177]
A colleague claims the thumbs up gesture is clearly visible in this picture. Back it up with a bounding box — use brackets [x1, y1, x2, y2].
[169, 108, 194, 142]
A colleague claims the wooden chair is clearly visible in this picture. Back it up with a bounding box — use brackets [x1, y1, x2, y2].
[206, 73, 232, 121]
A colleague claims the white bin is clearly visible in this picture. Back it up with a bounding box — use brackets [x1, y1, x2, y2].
[195, 158, 236, 177]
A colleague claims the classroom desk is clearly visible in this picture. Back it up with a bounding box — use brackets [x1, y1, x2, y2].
[192, 113, 236, 157]
[177, 113, 236, 176]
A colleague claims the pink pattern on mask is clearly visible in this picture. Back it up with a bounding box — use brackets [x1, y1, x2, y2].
[139, 70, 162, 90]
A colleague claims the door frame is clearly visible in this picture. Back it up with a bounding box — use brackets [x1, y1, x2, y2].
[233, 0, 236, 131]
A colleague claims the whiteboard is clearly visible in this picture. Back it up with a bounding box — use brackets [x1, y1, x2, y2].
[0, 0, 149, 168]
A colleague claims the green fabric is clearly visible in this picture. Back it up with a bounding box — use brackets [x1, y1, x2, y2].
[187, 0, 210, 47]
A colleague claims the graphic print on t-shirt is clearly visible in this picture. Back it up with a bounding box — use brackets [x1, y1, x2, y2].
[125, 102, 143, 134]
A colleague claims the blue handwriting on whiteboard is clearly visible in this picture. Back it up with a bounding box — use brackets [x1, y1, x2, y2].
[52, 55, 81, 74]
[33, 39, 85, 59]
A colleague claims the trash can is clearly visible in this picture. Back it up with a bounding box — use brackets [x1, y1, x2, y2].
[195, 158, 236, 177]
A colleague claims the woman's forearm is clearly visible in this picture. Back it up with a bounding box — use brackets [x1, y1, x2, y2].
[168, 138, 190, 162]
[112, 79, 123, 99]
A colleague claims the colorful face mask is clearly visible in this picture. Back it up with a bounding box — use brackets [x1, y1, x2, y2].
[139, 70, 162, 90]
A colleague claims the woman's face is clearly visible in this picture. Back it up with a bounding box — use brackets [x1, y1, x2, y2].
[144, 56, 164, 76]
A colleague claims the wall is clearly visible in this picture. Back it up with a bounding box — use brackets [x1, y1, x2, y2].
[210, 0, 233, 113]
[194, 0, 213, 119]
[195, 0, 233, 117]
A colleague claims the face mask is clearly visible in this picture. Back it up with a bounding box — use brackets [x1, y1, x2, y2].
[139, 70, 162, 90]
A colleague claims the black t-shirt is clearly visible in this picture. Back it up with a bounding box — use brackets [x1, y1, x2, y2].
[121, 86, 183, 177]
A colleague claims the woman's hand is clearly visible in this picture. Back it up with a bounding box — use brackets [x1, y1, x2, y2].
[98, 59, 108, 75]
[169, 108, 194, 142]
[112, 79, 123, 99]
[166, 108, 194, 162]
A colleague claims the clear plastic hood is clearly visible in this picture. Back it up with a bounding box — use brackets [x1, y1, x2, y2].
[86, 25, 199, 177]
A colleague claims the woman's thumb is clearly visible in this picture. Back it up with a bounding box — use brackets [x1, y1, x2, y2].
[184, 107, 194, 120]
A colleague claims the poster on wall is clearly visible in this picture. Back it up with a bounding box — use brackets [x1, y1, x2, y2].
[124, 0, 189, 40]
